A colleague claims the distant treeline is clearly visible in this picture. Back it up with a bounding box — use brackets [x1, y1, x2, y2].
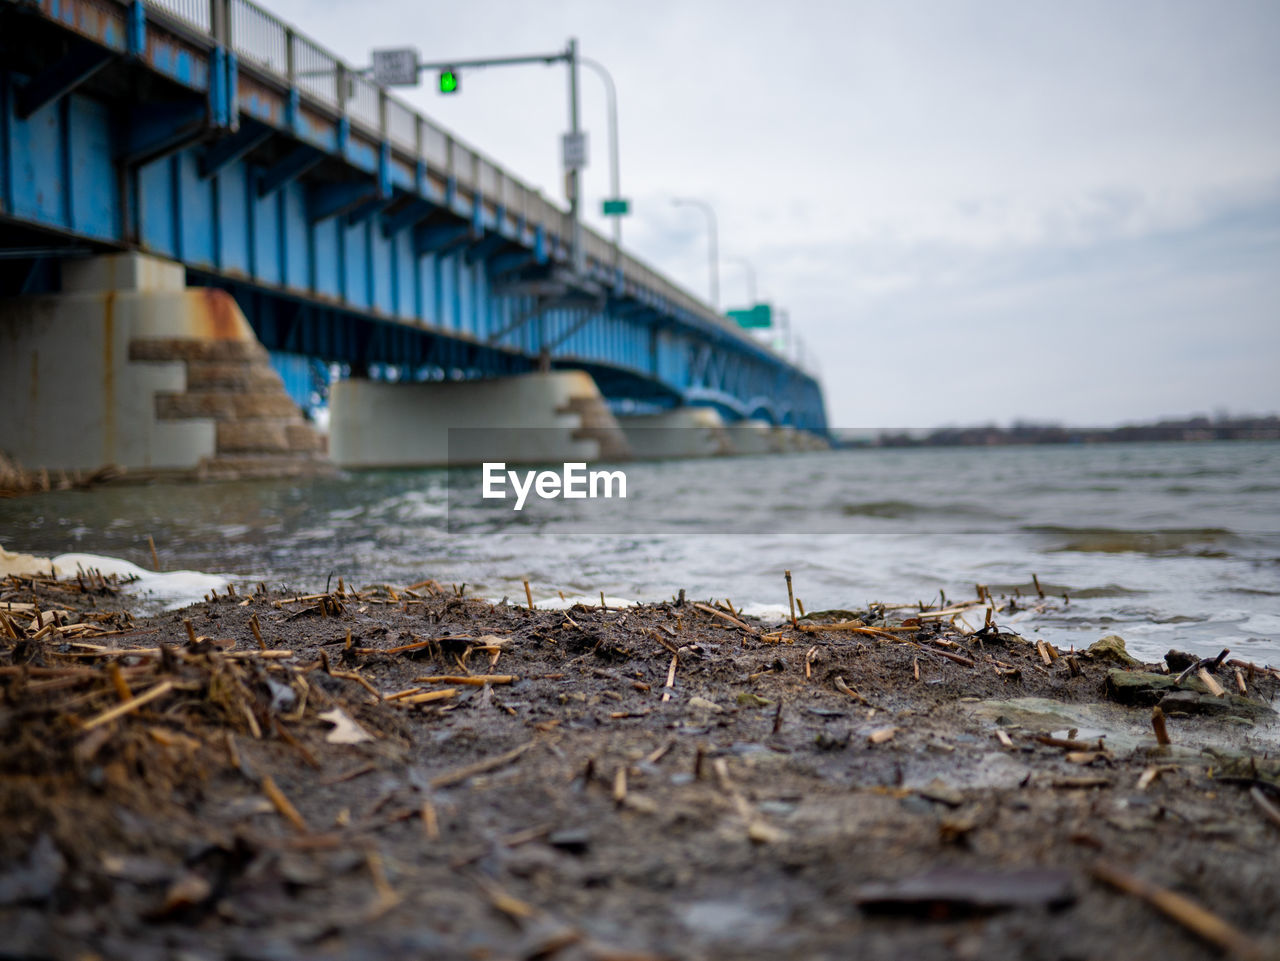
[858, 416, 1280, 448]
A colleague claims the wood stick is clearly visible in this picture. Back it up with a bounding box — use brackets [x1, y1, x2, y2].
[81, 680, 175, 730]
[249, 613, 265, 650]
[784, 570, 796, 628]
[833, 676, 867, 704]
[400, 689, 457, 705]
[183, 619, 197, 645]
[430, 741, 535, 789]
[107, 662, 134, 702]
[691, 602, 759, 635]
[661, 653, 678, 702]
[523, 580, 534, 610]
[1235, 668, 1248, 696]
[1091, 861, 1266, 961]
[414, 674, 516, 686]
[147, 535, 161, 572]
[1197, 668, 1226, 698]
[930, 646, 976, 667]
[261, 774, 309, 833]
[384, 687, 425, 701]
[421, 800, 440, 840]
[1151, 706, 1171, 745]
[613, 766, 627, 807]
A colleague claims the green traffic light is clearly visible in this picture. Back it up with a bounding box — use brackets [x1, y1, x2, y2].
[439, 70, 459, 94]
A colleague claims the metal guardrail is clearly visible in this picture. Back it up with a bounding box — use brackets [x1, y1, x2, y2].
[138, 0, 807, 374]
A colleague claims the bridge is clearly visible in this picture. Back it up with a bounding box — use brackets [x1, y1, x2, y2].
[0, 0, 828, 476]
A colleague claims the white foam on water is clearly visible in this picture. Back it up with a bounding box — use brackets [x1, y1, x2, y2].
[737, 602, 792, 627]
[51, 553, 230, 611]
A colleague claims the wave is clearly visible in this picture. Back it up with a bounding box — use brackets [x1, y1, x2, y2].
[840, 500, 1007, 520]
[1022, 525, 1240, 556]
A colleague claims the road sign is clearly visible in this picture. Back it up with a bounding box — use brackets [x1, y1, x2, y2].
[371, 48, 419, 87]
[601, 198, 630, 216]
[727, 304, 773, 329]
[562, 132, 588, 170]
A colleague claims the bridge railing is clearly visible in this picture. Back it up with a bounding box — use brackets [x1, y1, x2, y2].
[139, 0, 806, 374]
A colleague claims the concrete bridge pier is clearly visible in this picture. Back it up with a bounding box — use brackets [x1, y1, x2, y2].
[0, 253, 327, 480]
[328, 371, 632, 468]
[616, 407, 732, 460]
[724, 419, 776, 456]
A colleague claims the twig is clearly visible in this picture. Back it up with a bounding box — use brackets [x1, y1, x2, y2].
[81, 680, 175, 730]
[415, 674, 516, 686]
[430, 741, 535, 789]
[691, 602, 759, 636]
[1091, 861, 1266, 961]
[661, 653, 677, 703]
[1197, 668, 1226, 698]
[833, 676, 867, 704]
[1151, 706, 1171, 745]
[261, 774, 309, 833]
[784, 570, 797, 628]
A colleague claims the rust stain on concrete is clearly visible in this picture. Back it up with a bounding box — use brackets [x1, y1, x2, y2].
[197, 288, 246, 341]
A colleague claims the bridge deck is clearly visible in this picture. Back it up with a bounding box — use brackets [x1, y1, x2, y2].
[0, 0, 827, 430]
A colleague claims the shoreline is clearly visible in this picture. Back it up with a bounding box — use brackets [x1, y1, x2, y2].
[2, 568, 1278, 959]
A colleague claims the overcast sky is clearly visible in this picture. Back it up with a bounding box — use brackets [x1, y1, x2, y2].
[268, 0, 1280, 427]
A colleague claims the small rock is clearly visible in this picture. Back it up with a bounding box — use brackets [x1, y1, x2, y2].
[1164, 649, 1198, 671]
[548, 829, 590, 855]
[1104, 669, 1207, 705]
[736, 692, 772, 708]
[687, 696, 723, 713]
[1159, 690, 1275, 719]
[917, 778, 964, 807]
[1107, 670, 1274, 717]
[855, 867, 1076, 915]
[1087, 635, 1141, 667]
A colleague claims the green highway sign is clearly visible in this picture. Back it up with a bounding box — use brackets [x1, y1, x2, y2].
[438, 69, 459, 93]
[602, 198, 630, 216]
[727, 304, 773, 329]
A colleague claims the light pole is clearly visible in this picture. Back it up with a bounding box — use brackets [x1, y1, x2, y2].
[672, 197, 719, 310]
[366, 41, 586, 273]
[578, 56, 621, 259]
[725, 256, 757, 306]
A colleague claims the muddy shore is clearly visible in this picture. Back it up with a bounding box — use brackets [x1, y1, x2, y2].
[2, 571, 1279, 961]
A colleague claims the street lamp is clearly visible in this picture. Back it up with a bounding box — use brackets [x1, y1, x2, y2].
[578, 56, 622, 258]
[672, 197, 719, 310]
[725, 256, 757, 306]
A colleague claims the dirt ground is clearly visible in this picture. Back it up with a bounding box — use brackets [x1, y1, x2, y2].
[2, 571, 1279, 961]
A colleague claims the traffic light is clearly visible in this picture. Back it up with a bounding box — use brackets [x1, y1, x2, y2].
[438, 69, 459, 94]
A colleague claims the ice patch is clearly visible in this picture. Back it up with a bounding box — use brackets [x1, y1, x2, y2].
[51, 553, 230, 611]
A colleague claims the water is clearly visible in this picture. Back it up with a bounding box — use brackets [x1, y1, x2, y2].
[3, 441, 1278, 666]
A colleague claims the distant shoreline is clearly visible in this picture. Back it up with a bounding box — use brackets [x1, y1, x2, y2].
[839, 415, 1280, 448]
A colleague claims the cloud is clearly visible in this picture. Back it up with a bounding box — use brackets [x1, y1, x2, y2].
[260, 0, 1280, 424]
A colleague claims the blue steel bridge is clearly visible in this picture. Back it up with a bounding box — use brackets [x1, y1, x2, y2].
[0, 0, 828, 433]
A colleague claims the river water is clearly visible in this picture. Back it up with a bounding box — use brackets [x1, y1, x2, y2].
[3, 441, 1278, 666]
